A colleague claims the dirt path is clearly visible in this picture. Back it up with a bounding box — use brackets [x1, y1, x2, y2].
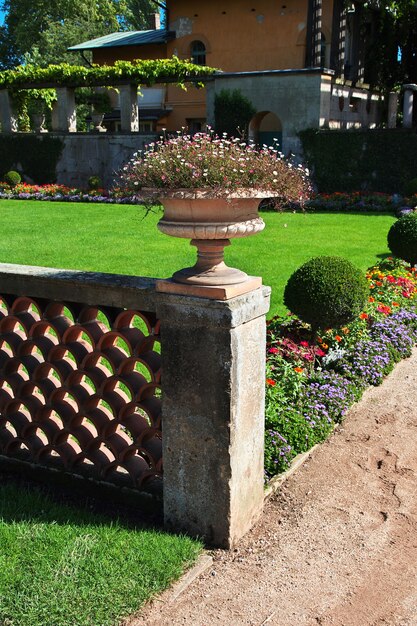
[134, 349, 417, 626]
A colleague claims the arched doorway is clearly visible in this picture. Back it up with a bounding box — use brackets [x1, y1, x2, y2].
[249, 111, 283, 150]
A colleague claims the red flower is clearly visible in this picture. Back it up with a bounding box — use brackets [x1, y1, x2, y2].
[300, 340, 309, 347]
[316, 348, 326, 357]
[359, 312, 369, 319]
[335, 335, 342, 342]
[266, 378, 276, 386]
[376, 304, 392, 315]
[268, 347, 279, 354]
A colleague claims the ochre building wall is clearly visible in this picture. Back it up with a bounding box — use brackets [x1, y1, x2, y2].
[92, 0, 335, 132]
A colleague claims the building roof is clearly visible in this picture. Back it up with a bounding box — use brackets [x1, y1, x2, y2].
[68, 29, 176, 51]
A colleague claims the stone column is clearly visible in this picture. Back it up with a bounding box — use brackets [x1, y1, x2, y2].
[306, 0, 323, 67]
[119, 84, 139, 132]
[312, 0, 323, 67]
[330, 0, 347, 76]
[0, 89, 18, 133]
[52, 87, 77, 132]
[403, 84, 417, 129]
[157, 287, 270, 548]
[388, 92, 398, 128]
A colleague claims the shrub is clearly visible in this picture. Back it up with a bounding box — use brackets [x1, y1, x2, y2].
[403, 177, 417, 197]
[387, 213, 417, 265]
[283, 256, 368, 331]
[88, 176, 102, 190]
[214, 89, 256, 138]
[118, 131, 311, 200]
[4, 170, 21, 187]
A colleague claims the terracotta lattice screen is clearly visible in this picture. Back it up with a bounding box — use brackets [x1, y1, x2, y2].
[0, 281, 162, 493]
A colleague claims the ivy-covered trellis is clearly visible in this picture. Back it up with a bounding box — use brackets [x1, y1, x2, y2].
[0, 57, 217, 132]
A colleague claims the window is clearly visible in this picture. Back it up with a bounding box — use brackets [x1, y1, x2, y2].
[139, 120, 155, 133]
[186, 118, 206, 134]
[320, 33, 326, 68]
[190, 40, 206, 65]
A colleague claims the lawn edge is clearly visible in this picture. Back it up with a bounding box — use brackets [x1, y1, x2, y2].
[264, 445, 319, 501]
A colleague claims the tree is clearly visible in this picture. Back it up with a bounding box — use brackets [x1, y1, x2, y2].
[214, 89, 256, 138]
[122, 0, 159, 30]
[363, 0, 417, 92]
[0, 0, 162, 67]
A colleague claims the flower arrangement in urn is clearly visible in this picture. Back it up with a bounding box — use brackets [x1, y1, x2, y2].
[119, 130, 311, 296]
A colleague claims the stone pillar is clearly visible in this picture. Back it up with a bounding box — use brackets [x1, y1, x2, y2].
[388, 92, 398, 128]
[330, 0, 347, 76]
[403, 84, 417, 129]
[306, 0, 323, 67]
[312, 0, 323, 67]
[52, 87, 77, 132]
[119, 84, 139, 132]
[0, 89, 18, 133]
[157, 287, 270, 548]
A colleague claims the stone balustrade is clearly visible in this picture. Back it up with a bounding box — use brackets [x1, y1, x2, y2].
[403, 84, 417, 129]
[0, 84, 140, 134]
[0, 263, 270, 548]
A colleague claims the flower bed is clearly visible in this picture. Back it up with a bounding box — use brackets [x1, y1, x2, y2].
[0, 182, 143, 204]
[305, 191, 417, 213]
[265, 256, 417, 479]
[2, 184, 417, 216]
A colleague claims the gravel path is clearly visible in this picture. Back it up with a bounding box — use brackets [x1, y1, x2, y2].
[133, 348, 417, 626]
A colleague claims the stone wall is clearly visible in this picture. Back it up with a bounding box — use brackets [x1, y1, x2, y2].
[206, 69, 383, 158]
[55, 133, 157, 188]
[206, 69, 326, 157]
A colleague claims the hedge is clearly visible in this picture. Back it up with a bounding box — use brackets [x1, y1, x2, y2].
[0, 135, 64, 184]
[300, 128, 417, 194]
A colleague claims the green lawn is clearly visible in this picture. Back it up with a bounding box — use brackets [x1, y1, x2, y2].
[0, 481, 201, 626]
[0, 200, 397, 625]
[0, 200, 396, 316]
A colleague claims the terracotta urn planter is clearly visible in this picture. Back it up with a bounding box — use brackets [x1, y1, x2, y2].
[91, 113, 107, 133]
[32, 113, 48, 133]
[155, 189, 266, 286]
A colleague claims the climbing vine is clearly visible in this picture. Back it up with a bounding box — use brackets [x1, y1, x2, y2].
[0, 57, 217, 89]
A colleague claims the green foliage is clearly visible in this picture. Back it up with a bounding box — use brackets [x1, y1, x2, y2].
[0, 0, 158, 67]
[0, 58, 216, 90]
[88, 175, 103, 190]
[0, 136, 64, 184]
[387, 213, 417, 264]
[214, 89, 256, 138]
[284, 256, 368, 331]
[403, 177, 417, 197]
[75, 88, 113, 113]
[11, 88, 57, 130]
[363, 1, 417, 93]
[300, 129, 417, 193]
[0, 481, 201, 626]
[4, 170, 21, 186]
[1, 0, 120, 64]
[122, 0, 161, 30]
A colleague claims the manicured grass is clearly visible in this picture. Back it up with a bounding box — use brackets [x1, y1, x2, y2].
[0, 200, 395, 316]
[0, 481, 202, 626]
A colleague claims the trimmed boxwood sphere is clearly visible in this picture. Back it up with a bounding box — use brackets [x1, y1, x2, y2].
[284, 256, 368, 330]
[387, 214, 417, 265]
[4, 170, 21, 187]
[403, 177, 417, 197]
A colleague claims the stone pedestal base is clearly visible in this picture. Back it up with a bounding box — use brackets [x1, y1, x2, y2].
[156, 286, 271, 548]
[156, 276, 262, 300]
